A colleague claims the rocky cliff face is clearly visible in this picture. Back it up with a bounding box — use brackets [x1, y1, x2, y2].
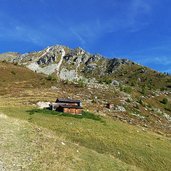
[0, 45, 132, 81]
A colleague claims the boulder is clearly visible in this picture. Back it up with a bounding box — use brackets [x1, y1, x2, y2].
[114, 105, 126, 112]
[111, 80, 120, 86]
[37, 102, 51, 109]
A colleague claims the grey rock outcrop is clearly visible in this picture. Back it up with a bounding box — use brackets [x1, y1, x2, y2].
[59, 68, 78, 81]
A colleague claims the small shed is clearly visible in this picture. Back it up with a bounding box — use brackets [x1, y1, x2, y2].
[50, 98, 83, 114]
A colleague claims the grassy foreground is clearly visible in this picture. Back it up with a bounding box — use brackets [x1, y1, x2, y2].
[0, 106, 171, 171]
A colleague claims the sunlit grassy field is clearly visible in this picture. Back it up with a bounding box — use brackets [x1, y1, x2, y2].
[0, 105, 171, 171]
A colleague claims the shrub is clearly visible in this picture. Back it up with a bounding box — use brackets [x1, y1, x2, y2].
[141, 86, 147, 95]
[137, 98, 143, 105]
[105, 79, 112, 84]
[160, 98, 168, 105]
[2, 60, 7, 63]
[126, 98, 131, 103]
[131, 82, 136, 86]
[11, 70, 16, 75]
[123, 86, 132, 94]
[46, 75, 57, 81]
[119, 85, 123, 91]
[63, 80, 72, 85]
[147, 104, 152, 108]
[98, 78, 112, 84]
[77, 79, 87, 87]
[160, 87, 167, 91]
[14, 62, 18, 65]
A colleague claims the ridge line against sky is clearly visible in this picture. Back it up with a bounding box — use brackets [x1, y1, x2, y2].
[0, 0, 171, 73]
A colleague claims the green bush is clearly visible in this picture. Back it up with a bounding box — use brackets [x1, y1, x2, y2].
[161, 98, 168, 105]
[119, 85, 123, 91]
[123, 86, 132, 94]
[160, 87, 167, 91]
[98, 78, 112, 84]
[77, 79, 87, 87]
[104, 79, 112, 84]
[46, 75, 57, 81]
[130, 82, 135, 86]
[141, 86, 147, 95]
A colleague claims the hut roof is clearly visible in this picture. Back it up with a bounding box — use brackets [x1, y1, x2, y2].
[56, 98, 81, 103]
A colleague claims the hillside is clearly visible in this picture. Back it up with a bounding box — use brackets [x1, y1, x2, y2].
[1, 113, 140, 171]
[0, 46, 171, 170]
[0, 46, 171, 133]
[1, 45, 171, 90]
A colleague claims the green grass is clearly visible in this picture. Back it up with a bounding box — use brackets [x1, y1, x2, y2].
[27, 109, 103, 122]
[0, 106, 171, 171]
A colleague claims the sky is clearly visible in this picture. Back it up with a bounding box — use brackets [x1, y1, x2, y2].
[0, 0, 171, 73]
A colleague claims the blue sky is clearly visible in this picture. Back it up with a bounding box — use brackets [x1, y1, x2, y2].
[0, 0, 171, 73]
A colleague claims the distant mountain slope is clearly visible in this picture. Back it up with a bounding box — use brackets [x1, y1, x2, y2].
[0, 62, 54, 95]
[0, 52, 20, 61]
[0, 45, 132, 80]
[0, 45, 170, 91]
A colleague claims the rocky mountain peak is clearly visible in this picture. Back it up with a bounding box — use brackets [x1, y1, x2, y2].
[0, 45, 134, 81]
[73, 47, 86, 55]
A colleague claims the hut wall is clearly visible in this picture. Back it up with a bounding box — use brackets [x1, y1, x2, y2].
[63, 108, 69, 113]
[75, 109, 82, 114]
[63, 108, 82, 114]
[70, 108, 76, 114]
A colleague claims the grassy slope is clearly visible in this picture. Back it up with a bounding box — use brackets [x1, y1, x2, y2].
[0, 113, 136, 171]
[0, 62, 58, 95]
[112, 64, 171, 90]
[0, 62, 171, 170]
[0, 106, 171, 171]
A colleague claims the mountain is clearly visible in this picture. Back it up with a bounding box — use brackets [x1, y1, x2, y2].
[1, 45, 171, 90]
[0, 45, 131, 81]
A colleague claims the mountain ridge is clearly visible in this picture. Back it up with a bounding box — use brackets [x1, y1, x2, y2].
[1, 45, 170, 91]
[0, 45, 150, 81]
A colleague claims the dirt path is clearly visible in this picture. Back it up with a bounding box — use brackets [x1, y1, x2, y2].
[0, 113, 78, 171]
[0, 113, 29, 170]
